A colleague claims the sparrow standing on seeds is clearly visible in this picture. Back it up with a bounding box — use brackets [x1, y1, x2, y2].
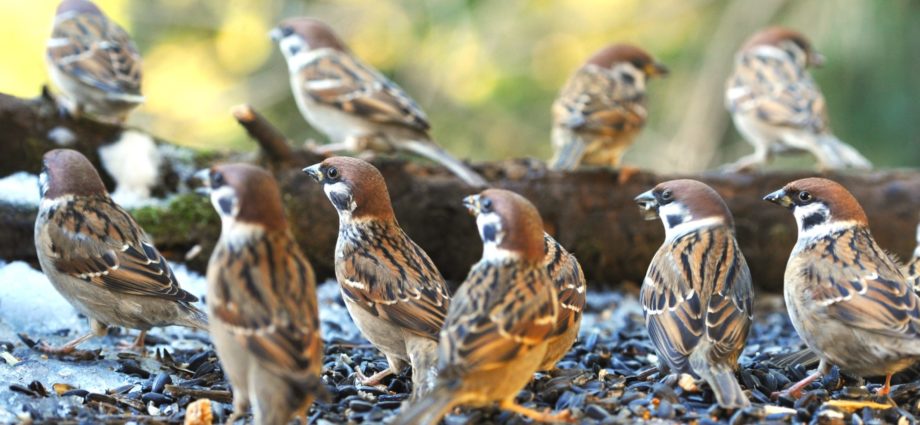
[764, 178, 920, 400]
[550, 44, 668, 170]
[272, 18, 487, 186]
[46, 0, 144, 123]
[198, 164, 323, 425]
[33, 149, 205, 354]
[724, 27, 871, 171]
[303, 157, 450, 400]
[395, 189, 571, 425]
[540, 234, 586, 370]
[634, 180, 753, 408]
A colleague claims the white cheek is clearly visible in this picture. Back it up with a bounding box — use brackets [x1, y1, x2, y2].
[325, 181, 356, 219]
[476, 212, 508, 259]
[38, 171, 49, 198]
[210, 186, 239, 221]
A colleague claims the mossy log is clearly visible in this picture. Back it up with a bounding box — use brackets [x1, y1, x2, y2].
[1, 93, 919, 292]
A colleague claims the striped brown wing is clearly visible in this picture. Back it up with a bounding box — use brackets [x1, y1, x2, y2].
[439, 259, 557, 373]
[552, 65, 646, 137]
[296, 50, 429, 132]
[335, 223, 450, 339]
[208, 232, 322, 377]
[543, 234, 586, 337]
[795, 227, 920, 339]
[641, 226, 753, 372]
[725, 49, 828, 133]
[43, 196, 196, 304]
[48, 13, 142, 96]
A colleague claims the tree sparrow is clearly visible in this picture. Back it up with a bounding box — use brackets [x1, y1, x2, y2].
[272, 18, 486, 186]
[540, 234, 587, 370]
[550, 44, 668, 170]
[34, 149, 205, 355]
[303, 157, 450, 400]
[764, 178, 920, 399]
[635, 180, 753, 408]
[725, 27, 871, 171]
[198, 163, 324, 425]
[395, 189, 572, 425]
[46, 0, 144, 123]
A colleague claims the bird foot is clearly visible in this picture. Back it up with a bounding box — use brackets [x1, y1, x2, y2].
[116, 331, 147, 354]
[354, 367, 393, 387]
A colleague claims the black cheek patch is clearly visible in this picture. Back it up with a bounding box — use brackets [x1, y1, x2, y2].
[482, 223, 497, 242]
[666, 215, 684, 228]
[329, 191, 353, 212]
[218, 196, 235, 215]
[801, 211, 828, 230]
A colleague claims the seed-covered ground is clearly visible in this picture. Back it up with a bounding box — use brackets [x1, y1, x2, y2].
[1, 261, 918, 424]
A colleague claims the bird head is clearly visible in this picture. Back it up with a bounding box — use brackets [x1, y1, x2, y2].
[303, 156, 395, 223]
[635, 179, 734, 240]
[464, 189, 545, 262]
[270, 17, 347, 61]
[742, 26, 825, 68]
[195, 163, 287, 232]
[586, 43, 669, 89]
[40, 149, 107, 200]
[764, 177, 867, 240]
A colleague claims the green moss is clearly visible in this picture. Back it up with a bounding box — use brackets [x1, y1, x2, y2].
[131, 194, 219, 239]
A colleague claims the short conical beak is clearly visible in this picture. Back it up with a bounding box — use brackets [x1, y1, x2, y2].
[634, 189, 660, 221]
[763, 189, 793, 208]
[809, 52, 826, 68]
[646, 62, 669, 77]
[303, 163, 323, 182]
[463, 194, 481, 216]
[193, 168, 211, 196]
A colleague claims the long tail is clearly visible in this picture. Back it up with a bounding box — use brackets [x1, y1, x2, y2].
[548, 127, 586, 171]
[392, 385, 459, 425]
[817, 134, 872, 170]
[180, 304, 209, 331]
[766, 348, 819, 369]
[400, 140, 488, 187]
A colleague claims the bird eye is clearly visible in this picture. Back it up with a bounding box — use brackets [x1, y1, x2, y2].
[798, 191, 813, 203]
[660, 189, 673, 203]
[211, 171, 225, 189]
[325, 166, 339, 180]
[481, 197, 493, 213]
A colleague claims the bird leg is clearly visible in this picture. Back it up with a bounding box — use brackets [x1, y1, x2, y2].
[117, 330, 147, 353]
[36, 331, 95, 355]
[876, 374, 893, 397]
[499, 400, 575, 424]
[354, 366, 394, 386]
[772, 370, 822, 399]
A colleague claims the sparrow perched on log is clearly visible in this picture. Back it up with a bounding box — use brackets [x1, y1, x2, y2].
[540, 234, 586, 370]
[725, 27, 871, 171]
[549, 44, 668, 170]
[395, 189, 572, 425]
[198, 164, 324, 425]
[46, 0, 144, 123]
[764, 178, 920, 400]
[271, 18, 486, 187]
[303, 157, 450, 399]
[635, 180, 753, 408]
[33, 149, 205, 354]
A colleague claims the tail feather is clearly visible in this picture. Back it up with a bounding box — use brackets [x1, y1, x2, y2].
[392, 385, 459, 425]
[549, 128, 586, 171]
[400, 140, 487, 187]
[180, 304, 209, 331]
[700, 367, 749, 408]
[817, 134, 872, 170]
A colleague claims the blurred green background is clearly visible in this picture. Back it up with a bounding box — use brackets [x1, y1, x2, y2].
[1, 0, 917, 173]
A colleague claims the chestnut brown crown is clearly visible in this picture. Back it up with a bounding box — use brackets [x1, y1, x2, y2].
[655, 179, 734, 227]
[275, 17, 347, 51]
[586, 43, 668, 76]
[56, 0, 102, 16]
[779, 177, 868, 226]
[41, 149, 107, 199]
[309, 157, 396, 221]
[210, 163, 288, 231]
[743, 26, 813, 52]
[474, 189, 546, 261]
